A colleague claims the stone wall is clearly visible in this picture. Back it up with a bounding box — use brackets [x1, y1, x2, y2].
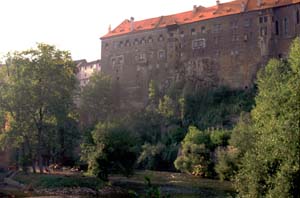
[101, 3, 300, 108]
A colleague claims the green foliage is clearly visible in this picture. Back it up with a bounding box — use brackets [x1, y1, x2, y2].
[81, 121, 139, 181]
[79, 73, 114, 127]
[174, 126, 213, 177]
[183, 87, 255, 130]
[215, 146, 239, 181]
[158, 95, 176, 119]
[0, 44, 79, 170]
[235, 38, 300, 198]
[175, 126, 232, 177]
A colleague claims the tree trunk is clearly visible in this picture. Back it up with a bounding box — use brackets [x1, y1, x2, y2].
[25, 136, 36, 173]
[37, 127, 43, 174]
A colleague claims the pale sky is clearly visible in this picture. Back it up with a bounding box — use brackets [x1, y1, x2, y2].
[0, 0, 231, 62]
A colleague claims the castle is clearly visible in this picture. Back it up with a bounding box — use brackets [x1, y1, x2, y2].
[101, 0, 300, 107]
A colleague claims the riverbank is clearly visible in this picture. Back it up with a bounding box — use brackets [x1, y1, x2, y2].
[1, 170, 236, 197]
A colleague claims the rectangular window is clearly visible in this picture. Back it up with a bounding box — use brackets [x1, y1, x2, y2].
[136, 53, 146, 63]
[192, 39, 206, 49]
[231, 21, 238, 29]
[212, 24, 221, 33]
[158, 50, 165, 59]
[232, 34, 239, 41]
[117, 55, 124, 64]
[191, 28, 196, 35]
[275, 20, 279, 35]
[244, 19, 251, 27]
[264, 16, 268, 23]
[259, 16, 263, 23]
[201, 26, 206, 33]
[260, 27, 267, 36]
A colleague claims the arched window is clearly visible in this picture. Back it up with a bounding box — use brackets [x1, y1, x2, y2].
[284, 17, 289, 35]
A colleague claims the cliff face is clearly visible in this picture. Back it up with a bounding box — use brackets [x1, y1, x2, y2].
[101, 1, 300, 108]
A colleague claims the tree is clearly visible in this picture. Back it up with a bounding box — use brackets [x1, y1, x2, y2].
[81, 122, 138, 181]
[78, 72, 114, 127]
[0, 44, 78, 173]
[235, 38, 300, 197]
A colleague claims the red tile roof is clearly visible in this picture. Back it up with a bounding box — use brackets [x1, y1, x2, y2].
[101, 0, 299, 39]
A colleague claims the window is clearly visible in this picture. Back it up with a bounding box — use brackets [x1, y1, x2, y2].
[148, 37, 153, 43]
[104, 43, 109, 48]
[140, 38, 146, 45]
[231, 21, 238, 29]
[125, 40, 130, 47]
[191, 28, 196, 35]
[259, 16, 268, 24]
[136, 53, 147, 63]
[192, 39, 206, 49]
[158, 50, 165, 59]
[119, 41, 124, 47]
[232, 34, 239, 41]
[117, 55, 124, 64]
[244, 19, 251, 27]
[134, 39, 139, 45]
[201, 26, 206, 33]
[284, 17, 289, 35]
[214, 36, 219, 44]
[169, 32, 174, 37]
[180, 31, 185, 38]
[260, 27, 267, 36]
[213, 24, 221, 33]
[275, 20, 279, 35]
[297, 10, 299, 24]
[158, 35, 164, 41]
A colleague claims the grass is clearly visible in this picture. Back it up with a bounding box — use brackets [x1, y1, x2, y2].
[13, 172, 103, 189]
[110, 170, 236, 198]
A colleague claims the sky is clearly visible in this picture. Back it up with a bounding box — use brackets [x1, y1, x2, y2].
[0, 0, 231, 62]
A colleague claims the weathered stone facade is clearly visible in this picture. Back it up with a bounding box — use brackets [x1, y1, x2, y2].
[75, 59, 101, 87]
[100, 0, 300, 107]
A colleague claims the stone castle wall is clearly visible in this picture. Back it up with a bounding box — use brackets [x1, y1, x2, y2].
[101, 3, 300, 107]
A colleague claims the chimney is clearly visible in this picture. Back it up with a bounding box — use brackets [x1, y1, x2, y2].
[130, 17, 135, 32]
[241, 1, 246, 12]
[257, 0, 262, 7]
[108, 24, 111, 33]
[216, 0, 221, 6]
[193, 5, 198, 14]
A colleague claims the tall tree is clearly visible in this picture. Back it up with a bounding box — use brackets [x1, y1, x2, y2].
[235, 38, 300, 197]
[0, 44, 78, 173]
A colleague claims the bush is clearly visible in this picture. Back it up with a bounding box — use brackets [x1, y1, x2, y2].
[174, 126, 213, 177]
[81, 122, 139, 181]
[215, 146, 239, 181]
